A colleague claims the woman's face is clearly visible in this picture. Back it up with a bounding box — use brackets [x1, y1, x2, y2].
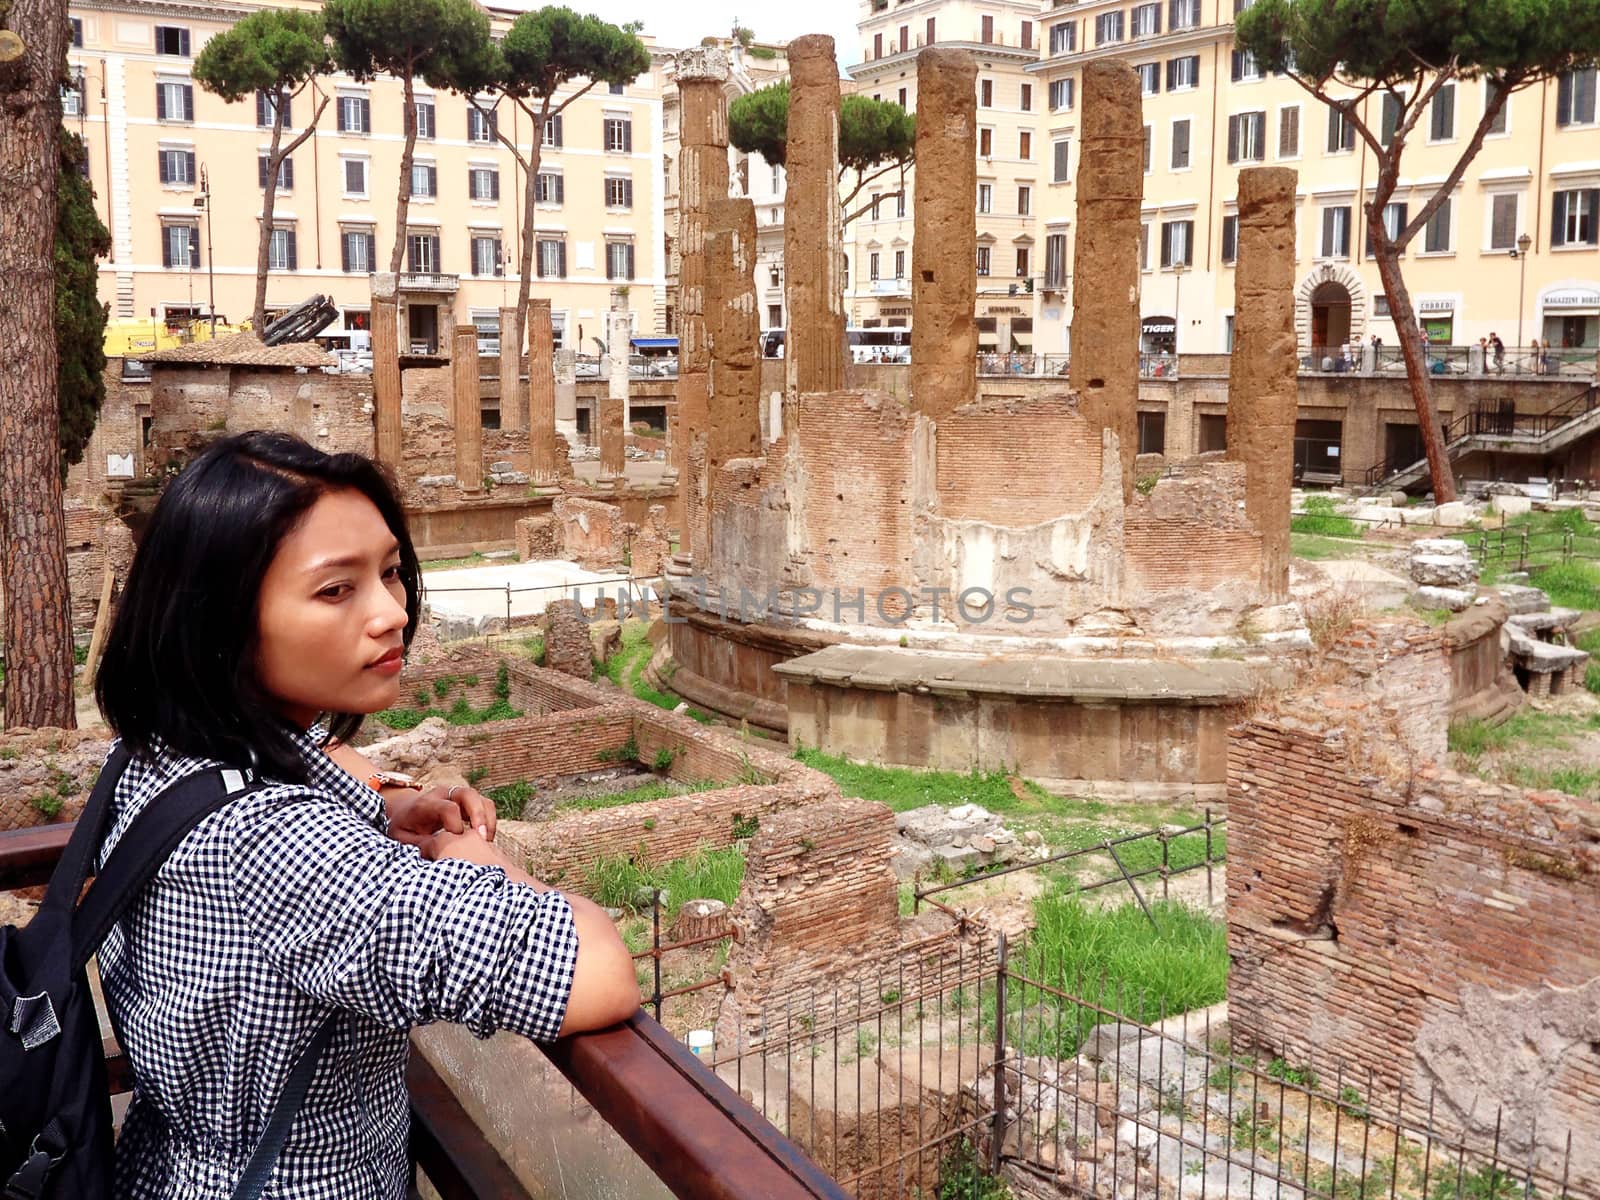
[256, 488, 410, 728]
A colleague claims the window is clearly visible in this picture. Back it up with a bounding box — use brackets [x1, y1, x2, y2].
[1233, 0, 1255, 12]
[1143, 124, 1152, 172]
[1327, 106, 1355, 152]
[1049, 78, 1075, 111]
[605, 240, 635, 280]
[1020, 21, 1032, 49]
[1369, 201, 1407, 255]
[158, 147, 196, 186]
[1557, 68, 1597, 126]
[896, 191, 906, 218]
[1278, 105, 1300, 157]
[61, 80, 82, 116]
[870, 193, 881, 220]
[1380, 92, 1404, 146]
[1429, 83, 1455, 140]
[1132, 3, 1161, 37]
[981, 14, 994, 43]
[1553, 189, 1600, 247]
[267, 227, 297, 272]
[1017, 185, 1031, 215]
[536, 237, 567, 278]
[873, 32, 882, 59]
[768, 304, 782, 327]
[897, 87, 907, 108]
[1488, 193, 1520, 250]
[1228, 111, 1266, 163]
[1138, 63, 1160, 96]
[415, 100, 434, 139]
[1018, 130, 1032, 159]
[471, 235, 502, 276]
[1159, 219, 1194, 268]
[154, 26, 190, 56]
[1320, 206, 1351, 258]
[1095, 12, 1124, 45]
[1169, 0, 1200, 30]
[1052, 138, 1070, 182]
[771, 163, 782, 193]
[1424, 198, 1453, 253]
[1140, 223, 1150, 269]
[1167, 55, 1199, 91]
[976, 245, 991, 276]
[407, 232, 440, 274]
[894, 249, 906, 278]
[256, 91, 290, 129]
[70, 16, 82, 46]
[1171, 118, 1191, 169]
[1231, 50, 1260, 82]
[869, 251, 880, 281]
[338, 95, 370, 134]
[1015, 246, 1030, 277]
[343, 158, 367, 196]
[341, 229, 375, 273]
[468, 107, 497, 144]
[927, 17, 936, 43]
[980, 78, 993, 107]
[979, 127, 992, 156]
[256, 154, 293, 191]
[542, 114, 564, 148]
[1374, 294, 1391, 317]
[410, 162, 437, 198]
[1221, 214, 1239, 264]
[156, 81, 194, 122]
[977, 183, 993, 213]
[609, 81, 625, 95]
[1137, 412, 1165, 455]
[1486, 80, 1508, 135]
[605, 176, 634, 208]
[1045, 233, 1067, 288]
[1020, 83, 1032, 112]
[605, 116, 632, 153]
[1049, 22, 1075, 54]
[161, 222, 198, 268]
[899, 26, 909, 53]
[536, 171, 564, 204]
[469, 166, 499, 201]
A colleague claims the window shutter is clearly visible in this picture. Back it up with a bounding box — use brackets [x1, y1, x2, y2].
[341, 233, 351, 273]
[623, 121, 632, 152]
[556, 174, 565, 203]
[1252, 112, 1265, 159]
[156, 85, 167, 120]
[365, 233, 376, 270]
[257, 91, 267, 127]
[185, 151, 195, 183]
[1553, 192, 1569, 247]
[626, 243, 635, 279]
[160, 152, 172, 185]
[1230, 50, 1242, 81]
[1222, 216, 1237, 263]
[1588, 190, 1600, 243]
[1166, 59, 1177, 90]
[1558, 71, 1575, 125]
[182, 85, 193, 121]
[623, 178, 633, 207]
[1227, 115, 1239, 163]
[1321, 211, 1334, 258]
[1279, 106, 1298, 157]
[162, 229, 172, 268]
[1431, 86, 1454, 139]
[554, 114, 564, 146]
[188, 226, 199, 267]
[428, 165, 437, 195]
[1492, 195, 1516, 248]
[285, 231, 297, 272]
[360, 98, 370, 132]
[495, 241, 504, 276]
[1171, 120, 1189, 168]
[1579, 69, 1598, 124]
[1160, 222, 1172, 267]
[257, 156, 267, 189]
[282, 157, 293, 189]
[282, 94, 291, 127]
[491, 172, 499, 201]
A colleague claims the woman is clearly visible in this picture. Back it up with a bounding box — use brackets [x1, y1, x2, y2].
[94, 431, 638, 1197]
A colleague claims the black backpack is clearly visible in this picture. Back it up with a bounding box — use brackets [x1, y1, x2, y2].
[0, 744, 335, 1200]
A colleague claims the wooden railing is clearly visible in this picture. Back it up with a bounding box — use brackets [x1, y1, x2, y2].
[0, 821, 848, 1200]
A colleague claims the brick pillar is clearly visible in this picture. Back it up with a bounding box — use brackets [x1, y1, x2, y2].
[784, 35, 846, 399]
[910, 48, 978, 425]
[528, 298, 559, 487]
[1227, 167, 1298, 603]
[451, 324, 482, 491]
[599, 295, 629, 485]
[1069, 60, 1144, 503]
[704, 196, 761, 561]
[372, 273, 402, 470]
[498, 305, 525, 471]
[673, 46, 731, 567]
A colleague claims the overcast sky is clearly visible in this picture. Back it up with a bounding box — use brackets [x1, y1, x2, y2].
[493, 0, 863, 69]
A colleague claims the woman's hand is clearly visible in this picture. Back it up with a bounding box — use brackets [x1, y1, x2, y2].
[385, 784, 497, 849]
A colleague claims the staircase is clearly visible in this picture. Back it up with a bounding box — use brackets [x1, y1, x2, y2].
[1364, 384, 1600, 493]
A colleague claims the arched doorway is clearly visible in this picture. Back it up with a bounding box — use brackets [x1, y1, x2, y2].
[1310, 280, 1352, 351]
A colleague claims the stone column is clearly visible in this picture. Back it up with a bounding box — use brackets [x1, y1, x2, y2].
[451, 324, 482, 491]
[498, 305, 525, 470]
[1069, 60, 1144, 503]
[372, 273, 402, 470]
[673, 46, 731, 565]
[1227, 167, 1298, 603]
[703, 196, 761, 560]
[554, 347, 578, 458]
[910, 48, 978, 424]
[528, 298, 559, 487]
[784, 35, 846, 398]
[599, 294, 629, 485]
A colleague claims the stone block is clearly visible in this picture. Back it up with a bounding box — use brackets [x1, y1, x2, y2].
[1354, 504, 1408, 528]
[1493, 495, 1533, 517]
[543, 598, 594, 678]
[1496, 584, 1550, 615]
[514, 515, 560, 561]
[1413, 538, 1471, 558]
[1411, 586, 1474, 613]
[1408, 553, 1478, 589]
[1432, 501, 1474, 527]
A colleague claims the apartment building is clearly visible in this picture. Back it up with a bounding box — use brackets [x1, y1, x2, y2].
[849, 0, 1044, 354]
[64, 0, 667, 356]
[1030, 0, 1600, 357]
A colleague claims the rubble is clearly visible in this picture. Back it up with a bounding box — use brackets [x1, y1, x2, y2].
[890, 803, 1030, 880]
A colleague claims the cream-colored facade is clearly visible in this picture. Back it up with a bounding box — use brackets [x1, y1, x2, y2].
[1030, 0, 1600, 356]
[65, 0, 667, 355]
[849, 0, 1044, 353]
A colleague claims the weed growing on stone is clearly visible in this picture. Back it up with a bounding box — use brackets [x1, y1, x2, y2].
[1266, 1056, 1319, 1090]
[485, 779, 535, 821]
[584, 845, 745, 923]
[791, 747, 1054, 814]
[1292, 495, 1363, 539]
[1230, 1109, 1279, 1154]
[1448, 710, 1600, 762]
[936, 1137, 1014, 1200]
[554, 778, 717, 812]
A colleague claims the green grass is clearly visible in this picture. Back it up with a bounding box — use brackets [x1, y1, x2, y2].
[792, 746, 1054, 814]
[419, 551, 491, 571]
[1448, 709, 1600, 762]
[1578, 627, 1600, 692]
[585, 844, 745, 921]
[554, 777, 719, 812]
[1291, 531, 1374, 560]
[372, 697, 520, 730]
[485, 779, 535, 821]
[1506, 763, 1600, 798]
[599, 622, 713, 723]
[1291, 495, 1364, 539]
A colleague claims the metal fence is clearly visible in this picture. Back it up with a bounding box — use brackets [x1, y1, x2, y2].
[416, 573, 656, 644]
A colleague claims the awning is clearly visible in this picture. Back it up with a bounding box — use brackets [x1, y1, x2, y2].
[631, 336, 678, 349]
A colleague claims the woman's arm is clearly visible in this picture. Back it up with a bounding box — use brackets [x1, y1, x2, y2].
[322, 737, 497, 844]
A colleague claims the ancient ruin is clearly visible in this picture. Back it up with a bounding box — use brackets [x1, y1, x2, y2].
[783, 35, 847, 400]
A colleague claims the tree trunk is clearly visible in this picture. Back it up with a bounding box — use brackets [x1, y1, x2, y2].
[0, 0, 78, 729]
[512, 102, 545, 397]
[1371, 241, 1456, 501]
[389, 70, 417, 274]
[255, 91, 286, 332]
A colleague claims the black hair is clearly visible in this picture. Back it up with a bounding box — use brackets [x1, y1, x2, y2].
[96, 431, 421, 783]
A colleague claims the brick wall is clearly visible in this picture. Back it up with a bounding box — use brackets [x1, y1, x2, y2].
[1123, 462, 1263, 620]
[937, 395, 1104, 523]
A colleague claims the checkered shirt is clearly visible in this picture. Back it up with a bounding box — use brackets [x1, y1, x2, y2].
[95, 727, 579, 1199]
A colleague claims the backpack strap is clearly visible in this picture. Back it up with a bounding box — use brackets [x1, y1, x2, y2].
[228, 1012, 338, 1200]
[39, 744, 132, 919]
[70, 764, 260, 972]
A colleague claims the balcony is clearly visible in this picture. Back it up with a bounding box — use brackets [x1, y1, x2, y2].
[398, 271, 459, 292]
[0, 821, 848, 1200]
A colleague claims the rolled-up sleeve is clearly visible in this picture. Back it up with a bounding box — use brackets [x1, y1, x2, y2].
[224, 791, 578, 1042]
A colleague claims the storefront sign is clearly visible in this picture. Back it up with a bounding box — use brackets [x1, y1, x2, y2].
[1142, 317, 1176, 334]
[984, 305, 1024, 315]
[1417, 298, 1454, 313]
[1544, 289, 1600, 310]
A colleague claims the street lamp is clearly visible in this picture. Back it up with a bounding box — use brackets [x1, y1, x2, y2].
[1172, 258, 1187, 356]
[1511, 231, 1533, 361]
[193, 164, 217, 337]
